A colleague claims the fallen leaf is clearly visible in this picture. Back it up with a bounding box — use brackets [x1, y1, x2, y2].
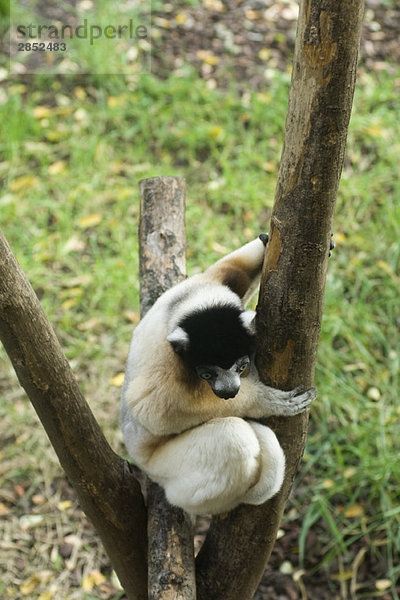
[344, 504, 364, 518]
[78, 213, 103, 228]
[258, 48, 271, 61]
[154, 17, 171, 29]
[322, 478, 335, 489]
[32, 494, 46, 505]
[0, 502, 10, 516]
[343, 467, 356, 479]
[19, 514, 44, 530]
[202, 0, 226, 11]
[48, 160, 67, 175]
[63, 236, 86, 254]
[74, 86, 87, 100]
[14, 484, 25, 497]
[280, 560, 294, 575]
[78, 317, 100, 331]
[175, 13, 187, 25]
[57, 500, 73, 511]
[33, 106, 52, 119]
[110, 373, 125, 387]
[377, 260, 393, 275]
[74, 108, 89, 122]
[124, 310, 140, 323]
[82, 570, 106, 592]
[20, 576, 40, 595]
[61, 299, 78, 310]
[9, 175, 38, 192]
[209, 125, 223, 139]
[367, 387, 381, 401]
[197, 50, 219, 65]
[376, 579, 392, 591]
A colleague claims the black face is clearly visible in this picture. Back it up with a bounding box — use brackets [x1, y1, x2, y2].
[177, 305, 255, 370]
[195, 355, 251, 399]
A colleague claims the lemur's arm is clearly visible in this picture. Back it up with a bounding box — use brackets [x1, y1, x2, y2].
[205, 235, 268, 304]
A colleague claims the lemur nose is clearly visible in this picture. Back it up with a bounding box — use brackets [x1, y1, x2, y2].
[220, 388, 239, 400]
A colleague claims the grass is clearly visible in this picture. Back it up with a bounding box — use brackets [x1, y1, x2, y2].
[0, 61, 399, 599]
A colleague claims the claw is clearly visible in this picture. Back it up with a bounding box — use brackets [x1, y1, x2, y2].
[291, 384, 305, 396]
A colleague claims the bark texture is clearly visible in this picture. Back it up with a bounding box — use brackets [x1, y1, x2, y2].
[138, 176, 197, 600]
[0, 231, 147, 600]
[196, 2, 365, 598]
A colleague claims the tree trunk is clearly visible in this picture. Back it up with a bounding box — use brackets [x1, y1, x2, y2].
[196, 1, 365, 598]
[138, 176, 197, 600]
[0, 231, 148, 600]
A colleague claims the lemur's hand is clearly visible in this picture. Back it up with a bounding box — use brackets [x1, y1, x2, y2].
[259, 233, 269, 246]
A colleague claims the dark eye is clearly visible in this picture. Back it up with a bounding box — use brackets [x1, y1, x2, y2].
[201, 372, 212, 380]
[237, 357, 250, 373]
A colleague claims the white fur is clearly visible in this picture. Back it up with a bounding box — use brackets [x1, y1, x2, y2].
[120, 237, 315, 515]
[167, 283, 242, 334]
[239, 310, 256, 334]
[166, 326, 190, 350]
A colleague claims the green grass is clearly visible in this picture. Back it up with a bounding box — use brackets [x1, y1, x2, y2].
[0, 66, 399, 598]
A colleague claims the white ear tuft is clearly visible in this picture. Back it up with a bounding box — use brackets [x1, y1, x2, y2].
[239, 310, 256, 334]
[166, 327, 190, 353]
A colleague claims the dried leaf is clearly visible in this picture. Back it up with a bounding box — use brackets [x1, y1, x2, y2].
[0, 502, 10, 516]
[367, 387, 381, 401]
[280, 560, 294, 574]
[78, 213, 103, 228]
[74, 108, 89, 122]
[82, 570, 106, 592]
[175, 13, 187, 25]
[110, 373, 125, 387]
[376, 579, 392, 591]
[259, 48, 271, 61]
[57, 500, 73, 511]
[202, 0, 226, 11]
[124, 310, 140, 324]
[63, 236, 86, 253]
[61, 299, 78, 311]
[20, 576, 40, 595]
[77, 317, 100, 331]
[48, 160, 67, 175]
[209, 125, 223, 139]
[19, 514, 44, 530]
[9, 175, 38, 192]
[377, 260, 393, 275]
[322, 478, 335, 489]
[197, 50, 219, 65]
[33, 106, 52, 119]
[344, 504, 364, 518]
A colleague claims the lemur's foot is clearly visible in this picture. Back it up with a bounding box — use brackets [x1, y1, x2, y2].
[259, 233, 269, 246]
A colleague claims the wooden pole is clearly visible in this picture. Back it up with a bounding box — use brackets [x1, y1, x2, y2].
[0, 230, 148, 600]
[138, 176, 197, 600]
[196, 2, 365, 598]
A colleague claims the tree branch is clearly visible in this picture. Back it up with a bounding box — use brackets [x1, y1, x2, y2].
[0, 231, 147, 600]
[196, 1, 365, 598]
[138, 176, 197, 600]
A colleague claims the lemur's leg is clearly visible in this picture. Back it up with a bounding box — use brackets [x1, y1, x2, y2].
[144, 416, 278, 515]
[205, 235, 268, 303]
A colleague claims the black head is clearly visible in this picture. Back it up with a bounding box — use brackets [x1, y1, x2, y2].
[167, 304, 256, 370]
